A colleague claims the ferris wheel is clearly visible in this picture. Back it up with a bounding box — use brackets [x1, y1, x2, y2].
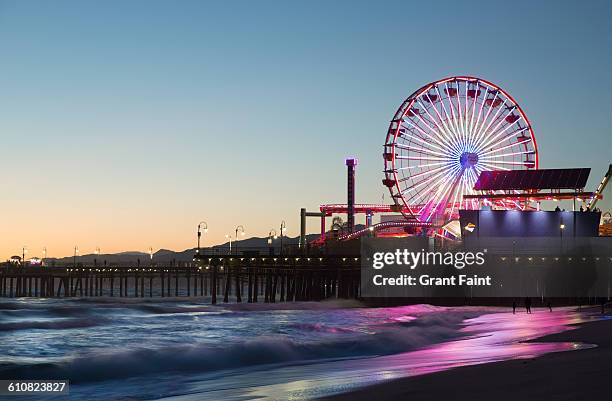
[383, 76, 539, 224]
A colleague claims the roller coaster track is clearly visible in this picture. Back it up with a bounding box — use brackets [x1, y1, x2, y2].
[337, 219, 432, 241]
[587, 164, 612, 210]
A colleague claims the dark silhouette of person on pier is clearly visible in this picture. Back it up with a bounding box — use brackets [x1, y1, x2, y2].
[525, 297, 532, 314]
[512, 300, 516, 314]
[547, 300, 552, 312]
[554, 205, 561, 212]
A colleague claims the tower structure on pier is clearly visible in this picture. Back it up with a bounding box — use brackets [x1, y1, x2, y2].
[346, 158, 358, 232]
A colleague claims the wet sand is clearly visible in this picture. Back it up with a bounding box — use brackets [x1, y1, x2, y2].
[323, 311, 611, 401]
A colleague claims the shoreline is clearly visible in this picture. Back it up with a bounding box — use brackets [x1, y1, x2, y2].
[322, 309, 610, 401]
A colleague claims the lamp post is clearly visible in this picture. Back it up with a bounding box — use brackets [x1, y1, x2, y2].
[149, 246, 154, 265]
[225, 234, 232, 254]
[197, 221, 208, 255]
[279, 220, 286, 255]
[268, 229, 278, 256]
[22, 246, 27, 267]
[74, 246, 79, 268]
[42, 247, 47, 267]
[560, 223, 565, 254]
[235, 225, 245, 255]
[94, 246, 100, 267]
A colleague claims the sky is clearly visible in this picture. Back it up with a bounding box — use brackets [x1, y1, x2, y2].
[0, 0, 610, 259]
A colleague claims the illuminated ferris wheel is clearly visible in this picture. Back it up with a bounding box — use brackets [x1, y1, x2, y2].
[383, 76, 539, 224]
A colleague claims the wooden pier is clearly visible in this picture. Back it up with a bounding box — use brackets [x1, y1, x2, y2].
[0, 256, 361, 302]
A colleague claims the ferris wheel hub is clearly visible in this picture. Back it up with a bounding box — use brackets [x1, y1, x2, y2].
[459, 152, 479, 169]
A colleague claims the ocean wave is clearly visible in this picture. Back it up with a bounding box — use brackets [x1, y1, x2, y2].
[0, 310, 475, 383]
[222, 299, 365, 311]
[286, 322, 358, 333]
[0, 317, 107, 332]
[0, 298, 364, 317]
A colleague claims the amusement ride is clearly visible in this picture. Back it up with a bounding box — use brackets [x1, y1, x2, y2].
[307, 76, 608, 243]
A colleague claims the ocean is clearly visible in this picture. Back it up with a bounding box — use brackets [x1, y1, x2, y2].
[0, 298, 597, 400]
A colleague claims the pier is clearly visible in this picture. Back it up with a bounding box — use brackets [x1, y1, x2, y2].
[0, 256, 361, 302]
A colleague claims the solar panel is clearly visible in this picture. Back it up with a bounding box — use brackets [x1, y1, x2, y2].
[474, 168, 591, 191]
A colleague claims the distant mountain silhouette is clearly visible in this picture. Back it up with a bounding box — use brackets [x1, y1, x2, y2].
[43, 234, 325, 265]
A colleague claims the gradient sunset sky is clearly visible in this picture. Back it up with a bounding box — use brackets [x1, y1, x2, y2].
[0, 0, 610, 259]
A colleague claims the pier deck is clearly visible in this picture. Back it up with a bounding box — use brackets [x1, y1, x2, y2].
[0, 256, 361, 303]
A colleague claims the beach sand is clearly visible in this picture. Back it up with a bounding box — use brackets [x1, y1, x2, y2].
[323, 311, 611, 401]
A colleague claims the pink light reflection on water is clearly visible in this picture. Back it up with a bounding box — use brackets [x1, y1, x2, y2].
[238, 308, 598, 401]
[367, 308, 596, 377]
